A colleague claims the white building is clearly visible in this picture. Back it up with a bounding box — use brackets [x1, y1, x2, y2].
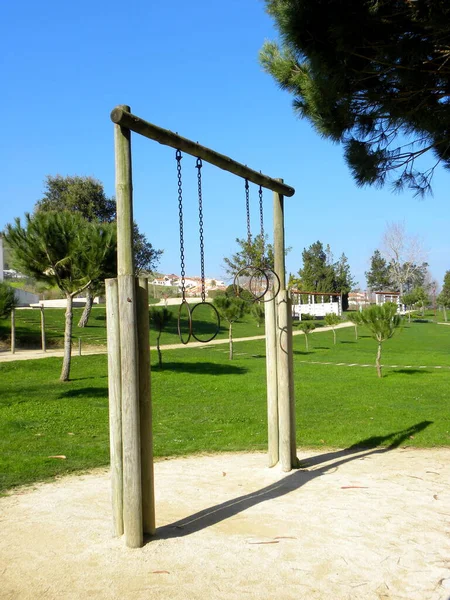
[0, 235, 3, 282]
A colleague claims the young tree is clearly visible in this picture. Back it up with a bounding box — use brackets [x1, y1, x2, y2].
[414, 286, 429, 317]
[347, 311, 363, 341]
[0, 282, 17, 319]
[382, 222, 428, 297]
[223, 234, 275, 276]
[298, 321, 316, 351]
[359, 303, 401, 378]
[213, 296, 245, 359]
[366, 250, 392, 292]
[324, 313, 341, 345]
[437, 271, 450, 322]
[76, 229, 118, 328]
[4, 212, 116, 381]
[251, 302, 265, 328]
[401, 290, 418, 323]
[260, 1, 450, 195]
[149, 307, 173, 368]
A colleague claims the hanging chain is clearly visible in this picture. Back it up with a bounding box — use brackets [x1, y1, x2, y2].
[196, 158, 206, 302]
[258, 185, 265, 261]
[176, 149, 186, 300]
[245, 179, 251, 245]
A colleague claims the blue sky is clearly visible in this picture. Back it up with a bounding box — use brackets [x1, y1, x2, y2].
[2, 0, 448, 289]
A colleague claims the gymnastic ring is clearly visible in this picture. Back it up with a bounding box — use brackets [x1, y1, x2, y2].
[258, 268, 281, 302]
[234, 266, 269, 302]
[191, 301, 221, 343]
[177, 299, 192, 345]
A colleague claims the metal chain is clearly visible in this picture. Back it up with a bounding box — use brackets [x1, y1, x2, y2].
[196, 158, 206, 302]
[258, 185, 265, 260]
[245, 179, 251, 245]
[176, 149, 186, 300]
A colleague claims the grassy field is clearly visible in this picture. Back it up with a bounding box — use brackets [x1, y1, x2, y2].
[0, 316, 449, 493]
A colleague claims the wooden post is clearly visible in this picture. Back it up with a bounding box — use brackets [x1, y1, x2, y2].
[273, 186, 286, 293]
[286, 292, 298, 466]
[115, 105, 143, 548]
[265, 289, 278, 467]
[11, 308, 15, 354]
[40, 305, 46, 352]
[106, 278, 123, 537]
[277, 291, 291, 471]
[136, 276, 155, 535]
[273, 183, 297, 471]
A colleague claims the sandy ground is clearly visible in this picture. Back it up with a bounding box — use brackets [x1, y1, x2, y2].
[1, 448, 449, 600]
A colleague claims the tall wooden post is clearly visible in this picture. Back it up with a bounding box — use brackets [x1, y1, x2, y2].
[40, 306, 46, 352]
[136, 277, 155, 535]
[265, 289, 278, 467]
[273, 183, 297, 471]
[106, 278, 123, 537]
[115, 105, 143, 548]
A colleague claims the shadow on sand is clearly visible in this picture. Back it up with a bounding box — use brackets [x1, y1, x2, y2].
[152, 421, 432, 543]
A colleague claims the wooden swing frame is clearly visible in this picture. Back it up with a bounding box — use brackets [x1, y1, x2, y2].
[108, 105, 297, 548]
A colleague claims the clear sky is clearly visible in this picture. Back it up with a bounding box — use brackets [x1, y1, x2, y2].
[1, 0, 448, 289]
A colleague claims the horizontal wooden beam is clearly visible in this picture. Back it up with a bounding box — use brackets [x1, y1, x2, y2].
[110, 106, 295, 197]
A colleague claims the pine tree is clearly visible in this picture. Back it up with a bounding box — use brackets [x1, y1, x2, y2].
[366, 250, 392, 291]
[260, 0, 450, 195]
[4, 212, 116, 381]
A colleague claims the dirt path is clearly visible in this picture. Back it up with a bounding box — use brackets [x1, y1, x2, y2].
[1, 448, 449, 600]
[0, 322, 352, 363]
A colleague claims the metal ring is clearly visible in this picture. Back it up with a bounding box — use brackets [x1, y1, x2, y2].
[191, 301, 221, 343]
[177, 300, 192, 345]
[258, 268, 281, 302]
[234, 266, 269, 302]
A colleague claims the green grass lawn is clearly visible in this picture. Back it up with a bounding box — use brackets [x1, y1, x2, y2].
[0, 317, 449, 493]
[0, 304, 267, 350]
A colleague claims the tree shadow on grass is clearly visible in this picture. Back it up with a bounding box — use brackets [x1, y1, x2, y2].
[152, 420, 432, 543]
[311, 346, 330, 350]
[293, 350, 314, 356]
[388, 369, 430, 376]
[58, 386, 108, 399]
[152, 362, 248, 375]
[340, 340, 356, 344]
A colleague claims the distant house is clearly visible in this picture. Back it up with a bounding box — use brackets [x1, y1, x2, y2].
[151, 276, 176, 287]
[348, 292, 371, 309]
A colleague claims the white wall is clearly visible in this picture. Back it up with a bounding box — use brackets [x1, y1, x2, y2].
[13, 288, 40, 306]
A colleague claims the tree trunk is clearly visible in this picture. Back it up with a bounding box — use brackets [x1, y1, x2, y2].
[408, 307, 411, 323]
[78, 287, 94, 327]
[376, 342, 382, 378]
[354, 324, 358, 340]
[304, 334, 309, 352]
[444, 306, 447, 322]
[60, 294, 73, 381]
[229, 322, 233, 360]
[332, 328, 336, 345]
